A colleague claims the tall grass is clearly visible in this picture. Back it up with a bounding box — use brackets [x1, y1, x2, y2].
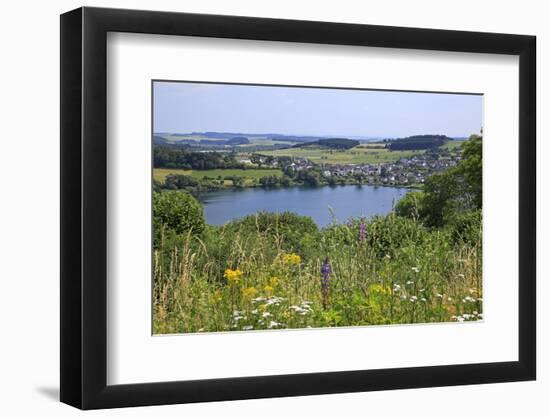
[153, 212, 482, 334]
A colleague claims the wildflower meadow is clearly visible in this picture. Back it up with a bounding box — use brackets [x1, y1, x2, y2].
[153, 207, 482, 334]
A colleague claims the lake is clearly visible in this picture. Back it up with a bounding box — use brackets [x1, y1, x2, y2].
[198, 185, 410, 227]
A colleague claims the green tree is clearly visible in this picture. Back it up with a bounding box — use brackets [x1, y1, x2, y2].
[394, 191, 424, 220]
[153, 191, 205, 238]
[457, 134, 482, 208]
[422, 171, 458, 227]
[164, 174, 199, 190]
[296, 170, 320, 186]
[230, 176, 244, 188]
[418, 134, 482, 227]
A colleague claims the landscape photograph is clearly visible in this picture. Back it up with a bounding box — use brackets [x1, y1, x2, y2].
[152, 81, 483, 334]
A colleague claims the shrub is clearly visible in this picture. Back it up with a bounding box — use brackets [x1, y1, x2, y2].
[394, 191, 425, 220]
[224, 211, 319, 254]
[153, 191, 205, 239]
[446, 209, 482, 245]
[163, 174, 199, 190]
[365, 215, 428, 258]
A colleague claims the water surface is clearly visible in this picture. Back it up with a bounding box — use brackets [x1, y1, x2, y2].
[198, 185, 409, 227]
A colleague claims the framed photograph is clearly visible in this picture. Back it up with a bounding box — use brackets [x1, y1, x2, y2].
[60, 6, 536, 409]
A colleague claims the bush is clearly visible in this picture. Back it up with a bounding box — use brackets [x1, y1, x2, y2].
[153, 191, 205, 240]
[163, 174, 199, 190]
[224, 211, 319, 254]
[320, 215, 428, 259]
[394, 191, 424, 220]
[364, 215, 428, 258]
[446, 209, 482, 245]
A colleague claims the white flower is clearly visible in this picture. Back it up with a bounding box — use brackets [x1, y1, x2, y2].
[268, 321, 282, 329]
[265, 296, 285, 306]
[262, 312, 272, 318]
[448, 297, 453, 302]
[252, 297, 266, 303]
[290, 305, 311, 315]
[406, 281, 413, 285]
[242, 326, 254, 331]
[458, 273, 465, 278]
[232, 311, 244, 321]
[411, 267, 420, 273]
[251, 309, 259, 314]
[300, 301, 313, 310]
[421, 297, 427, 302]
[436, 293, 443, 298]
[410, 296, 418, 302]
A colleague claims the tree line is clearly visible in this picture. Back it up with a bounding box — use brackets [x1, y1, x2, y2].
[388, 135, 450, 151]
[293, 138, 360, 150]
[153, 145, 244, 170]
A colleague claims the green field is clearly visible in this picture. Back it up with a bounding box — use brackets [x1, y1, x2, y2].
[258, 145, 418, 165]
[154, 168, 282, 184]
[441, 140, 465, 151]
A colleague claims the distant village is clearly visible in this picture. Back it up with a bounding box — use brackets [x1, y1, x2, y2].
[244, 150, 462, 187]
[319, 153, 461, 186]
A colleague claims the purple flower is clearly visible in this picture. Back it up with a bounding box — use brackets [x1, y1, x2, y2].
[321, 257, 332, 292]
[320, 257, 332, 308]
[346, 219, 354, 228]
[359, 221, 367, 242]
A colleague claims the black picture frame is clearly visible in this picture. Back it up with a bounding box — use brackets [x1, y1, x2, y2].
[60, 6, 536, 410]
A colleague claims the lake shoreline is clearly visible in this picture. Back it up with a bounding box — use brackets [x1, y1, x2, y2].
[197, 183, 411, 228]
[194, 181, 421, 195]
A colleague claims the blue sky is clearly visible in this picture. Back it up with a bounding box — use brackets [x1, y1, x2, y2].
[153, 81, 482, 138]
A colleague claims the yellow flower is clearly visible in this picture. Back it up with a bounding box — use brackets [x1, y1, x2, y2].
[264, 285, 274, 295]
[224, 268, 243, 283]
[369, 284, 392, 295]
[270, 277, 280, 287]
[242, 287, 258, 300]
[280, 253, 301, 265]
[213, 290, 223, 303]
